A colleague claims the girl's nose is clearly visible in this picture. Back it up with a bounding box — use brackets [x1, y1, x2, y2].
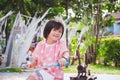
[55, 30, 60, 34]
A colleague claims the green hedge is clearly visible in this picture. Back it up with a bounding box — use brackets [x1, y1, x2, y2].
[98, 36, 120, 67]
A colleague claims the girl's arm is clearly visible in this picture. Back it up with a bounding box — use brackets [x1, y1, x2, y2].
[58, 41, 70, 67]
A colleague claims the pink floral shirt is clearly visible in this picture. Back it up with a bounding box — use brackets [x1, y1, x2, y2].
[32, 40, 69, 80]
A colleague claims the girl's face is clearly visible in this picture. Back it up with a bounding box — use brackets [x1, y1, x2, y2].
[47, 27, 63, 44]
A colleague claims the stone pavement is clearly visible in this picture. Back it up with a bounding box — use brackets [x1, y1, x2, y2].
[0, 72, 120, 80]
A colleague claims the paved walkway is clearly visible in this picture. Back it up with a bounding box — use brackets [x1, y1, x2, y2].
[0, 72, 120, 80]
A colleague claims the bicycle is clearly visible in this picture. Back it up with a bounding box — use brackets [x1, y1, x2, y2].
[33, 62, 70, 80]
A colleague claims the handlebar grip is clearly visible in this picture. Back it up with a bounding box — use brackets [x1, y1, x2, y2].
[55, 61, 70, 67]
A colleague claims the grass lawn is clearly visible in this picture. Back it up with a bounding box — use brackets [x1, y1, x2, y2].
[0, 68, 22, 72]
[0, 64, 120, 75]
[63, 64, 120, 74]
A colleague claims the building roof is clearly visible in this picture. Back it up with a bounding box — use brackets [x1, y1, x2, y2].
[104, 12, 120, 23]
[112, 13, 120, 23]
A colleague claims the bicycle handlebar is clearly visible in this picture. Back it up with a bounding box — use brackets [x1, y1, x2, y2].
[53, 61, 70, 67]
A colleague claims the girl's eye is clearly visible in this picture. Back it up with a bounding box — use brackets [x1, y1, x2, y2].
[59, 30, 62, 33]
[53, 28, 62, 33]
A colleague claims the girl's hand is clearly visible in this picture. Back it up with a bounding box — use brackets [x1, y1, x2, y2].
[28, 60, 37, 68]
[58, 51, 70, 67]
[58, 58, 67, 67]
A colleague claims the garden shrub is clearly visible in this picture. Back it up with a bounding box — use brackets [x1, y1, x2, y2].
[98, 36, 120, 67]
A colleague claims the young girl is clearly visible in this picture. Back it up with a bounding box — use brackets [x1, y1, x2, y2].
[26, 20, 70, 80]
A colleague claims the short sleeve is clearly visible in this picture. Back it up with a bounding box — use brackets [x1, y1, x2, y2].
[59, 41, 69, 57]
[32, 42, 41, 61]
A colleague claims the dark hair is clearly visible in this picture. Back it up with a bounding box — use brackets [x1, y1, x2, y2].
[43, 20, 64, 39]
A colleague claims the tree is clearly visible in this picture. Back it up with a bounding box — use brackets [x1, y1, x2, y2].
[67, 0, 120, 64]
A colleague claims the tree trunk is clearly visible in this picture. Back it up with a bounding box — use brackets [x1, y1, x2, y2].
[65, 0, 69, 47]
